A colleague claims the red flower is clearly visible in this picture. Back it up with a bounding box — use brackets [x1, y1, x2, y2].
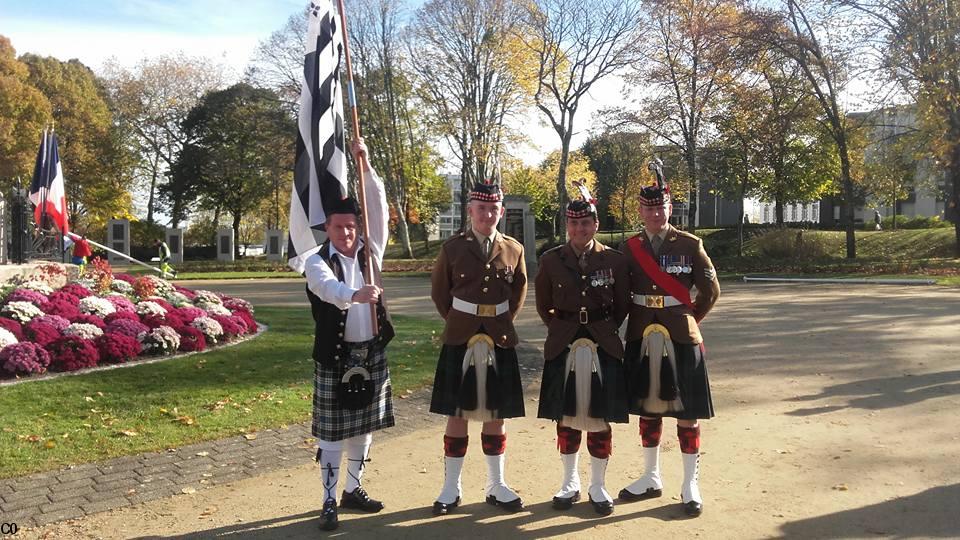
[69, 313, 106, 330]
[0, 317, 24, 341]
[47, 336, 99, 372]
[211, 315, 244, 339]
[95, 333, 142, 364]
[176, 325, 207, 352]
[24, 321, 61, 347]
[105, 311, 139, 325]
[39, 299, 80, 320]
[60, 284, 93, 299]
[231, 309, 258, 334]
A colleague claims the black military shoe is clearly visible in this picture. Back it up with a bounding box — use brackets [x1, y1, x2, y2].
[320, 498, 338, 531]
[486, 494, 524, 513]
[589, 494, 614, 516]
[683, 500, 703, 517]
[618, 486, 663, 502]
[432, 496, 461, 516]
[552, 491, 580, 510]
[340, 487, 384, 513]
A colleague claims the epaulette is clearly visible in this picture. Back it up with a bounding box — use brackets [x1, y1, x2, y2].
[442, 233, 466, 247]
[500, 233, 522, 247]
[672, 229, 702, 242]
[543, 244, 564, 256]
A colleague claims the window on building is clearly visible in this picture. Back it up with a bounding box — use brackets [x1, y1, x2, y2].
[801, 205, 808, 221]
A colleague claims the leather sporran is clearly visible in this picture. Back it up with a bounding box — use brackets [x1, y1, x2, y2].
[338, 348, 375, 410]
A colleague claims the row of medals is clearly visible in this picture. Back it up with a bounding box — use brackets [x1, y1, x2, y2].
[660, 255, 693, 275]
[590, 268, 614, 287]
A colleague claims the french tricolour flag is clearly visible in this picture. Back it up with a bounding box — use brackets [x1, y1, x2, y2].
[29, 130, 70, 236]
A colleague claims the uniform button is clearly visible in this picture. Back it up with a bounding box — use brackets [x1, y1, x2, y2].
[339, 322, 345, 327]
[484, 276, 490, 281]
[558, 284, 563, 288]
[581, 275, 587, 280]
[336, 344, 341, 349]
[652, 285, 658, 290]
[334, 355, 339, 360]
[482, 287, 489, 293]
[338, 332, 343, 338]
[486, 264, 491, 269]
[341, 310, 347, 315]
[501, 335, 507, 341]
[460, 273, 465, 278]
[581, 291, 586, 296]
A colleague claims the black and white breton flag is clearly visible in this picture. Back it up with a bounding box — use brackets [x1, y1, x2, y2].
[287, 0, 348, 273]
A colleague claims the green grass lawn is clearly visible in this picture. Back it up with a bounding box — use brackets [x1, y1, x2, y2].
[0, 308, 441, 479]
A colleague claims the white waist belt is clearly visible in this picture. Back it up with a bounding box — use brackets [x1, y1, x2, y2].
[632, 294, 684, 308]
[452, 297, 509, 317]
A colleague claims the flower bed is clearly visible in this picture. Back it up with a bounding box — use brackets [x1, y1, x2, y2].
[0, 260, 260, 379]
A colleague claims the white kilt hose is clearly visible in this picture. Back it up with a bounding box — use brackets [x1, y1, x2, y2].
[312, 341, 395, 442]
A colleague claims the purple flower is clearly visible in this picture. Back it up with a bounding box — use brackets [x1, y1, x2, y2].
[1, 342, 51, 375]
[104, 295, 136, 312]
[105, 318, 149, 340]
[5, 288, 49, 306]
[35, 314, 70, 331]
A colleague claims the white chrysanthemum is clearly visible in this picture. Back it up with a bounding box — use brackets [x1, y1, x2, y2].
[70, 278, 97, 290]
[110, 280, 134, 294]
[201, 303, 231, 317]
[193, 290, 222, 305]
[0, 327, 19, 349]
[165, 291, 192, 307]
[19, 280, 53, 295]
[1, 301, 44, 323]
[64, 323, 104, 340]
[142, 325, 180, 354]
[191, 316, 223, 344]
[223, 297, 254, 314]
[144, 275, 175, 297]
[136, 301, 167, 317]
[78, 296, 117, 317]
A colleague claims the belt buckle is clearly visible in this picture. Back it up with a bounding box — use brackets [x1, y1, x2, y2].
[579, 308, 589, 324]
[645, 295, 664, 308]
[349, 347, 369, 363]
[477, 304, 497, 317]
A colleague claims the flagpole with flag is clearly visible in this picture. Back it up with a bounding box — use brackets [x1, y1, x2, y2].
[287, 0, 377, 333]
[29, 128, 70, 245]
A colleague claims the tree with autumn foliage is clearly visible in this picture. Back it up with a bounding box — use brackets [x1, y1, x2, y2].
[837, 0, 960, 255]
[0, 36, 52, 190]
[581, 131, 652, 235]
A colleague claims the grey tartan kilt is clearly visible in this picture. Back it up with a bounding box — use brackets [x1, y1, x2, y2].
[311, 344, 396, 442]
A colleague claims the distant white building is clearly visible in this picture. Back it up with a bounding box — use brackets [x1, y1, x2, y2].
[744, 199, 821, 224]
[434, 174, 463, 240]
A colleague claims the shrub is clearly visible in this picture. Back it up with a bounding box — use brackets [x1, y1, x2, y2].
[60, 283, 93, 299]
[755, 229, 840, 259]
[5, 288, 49, 306]
[105, 318, 149, 341]
[0, 327, 19, 349]
[1, 301, 44, 324]
[136, 301, 167, 317]
[104, 294, 136, 312]
[141, 326, 181, 355]
[78, 296, 117, 317]
[69, 314, 106, 330]
[176, 325, 206, 352]
[175, 306, 205, 324]
[1, 342, 51, 375]
[39, 299, 80, 320]
[232, 309, 258, 334]
[64, 323, 105, 340]
[95, 333, 142, 364]
[34, 314, 70, 331]
[191, 316, 223, 344]
[24, 321, 61, 347]
[105, 311, 139, 325]
[48, 290, 81, 305]
[48, 337, 99, 371]
[0, 317, 24, 341]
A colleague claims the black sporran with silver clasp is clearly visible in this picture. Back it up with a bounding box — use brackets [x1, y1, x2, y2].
[338, 346, 375, 410]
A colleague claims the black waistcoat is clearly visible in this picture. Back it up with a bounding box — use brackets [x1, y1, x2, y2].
[307, 242, 395, 368]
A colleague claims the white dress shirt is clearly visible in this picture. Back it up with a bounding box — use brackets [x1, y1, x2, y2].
[304, 165, 388, 343]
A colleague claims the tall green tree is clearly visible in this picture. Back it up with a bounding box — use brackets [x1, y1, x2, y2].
[0, 36, 52, 189]
[21, 54, 134, 229]
[178, 83, 295, 257]
[581, 131, 652, 233]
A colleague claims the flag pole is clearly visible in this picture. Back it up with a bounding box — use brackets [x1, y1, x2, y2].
[336, 0, 378, 335]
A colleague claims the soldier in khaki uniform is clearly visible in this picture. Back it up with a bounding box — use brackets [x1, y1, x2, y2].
[429, 180, 528, 515]
[535, 183, 630, 515]
[618, 161, 720, 517]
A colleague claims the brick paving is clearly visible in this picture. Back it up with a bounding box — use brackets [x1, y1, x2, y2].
[0, 344, 543, 530]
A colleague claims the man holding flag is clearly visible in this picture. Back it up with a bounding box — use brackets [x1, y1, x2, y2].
[287, 1, 394, 532]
